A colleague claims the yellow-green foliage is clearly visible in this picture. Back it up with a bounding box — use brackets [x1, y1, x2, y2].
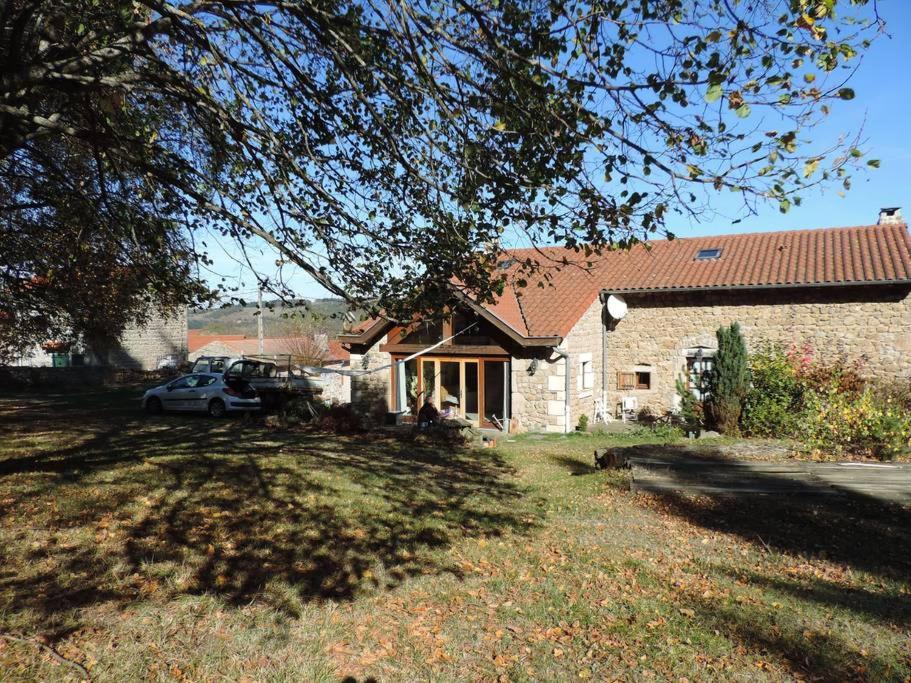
[742, 344, 804, 438]
[803, 387, 911, 461]
[743, 343, 911, 460]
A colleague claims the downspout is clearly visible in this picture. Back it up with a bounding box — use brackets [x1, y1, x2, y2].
[599, 291, 609, 416]
[553, 348, 571, 433]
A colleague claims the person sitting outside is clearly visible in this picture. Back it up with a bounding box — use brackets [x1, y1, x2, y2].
[417, 396, 440, 428]
[440, 395, 459, 419]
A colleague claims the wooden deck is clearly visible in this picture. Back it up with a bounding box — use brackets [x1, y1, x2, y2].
[630, 456, 911, 504]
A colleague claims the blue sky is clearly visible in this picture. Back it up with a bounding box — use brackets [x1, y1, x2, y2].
[688, 0, 911, 238]
[206, 1, 910, 301]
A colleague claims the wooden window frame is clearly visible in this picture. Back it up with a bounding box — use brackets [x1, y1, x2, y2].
[618, 370, 651, 391]
[390, 354, 509, 428]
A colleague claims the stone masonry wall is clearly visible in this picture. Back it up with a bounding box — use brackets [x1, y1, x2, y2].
[349, 335, 392, 417]
[563, 297, 605, 430]
[606, 286, 911, 416]
[510, 350, 568, 433]
[319, 362, 351, 405]
[107, 307, 188, 370]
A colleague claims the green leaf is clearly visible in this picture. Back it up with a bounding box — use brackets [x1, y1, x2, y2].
[867, 159, 881, 168]
[492, 121, 507, 132]
[705, 84, 723, 103]
[803, 158, 820, 178]
[735, 103, 751, 118]
[837, 88, 855, 100]
[779, 199, 791, 213]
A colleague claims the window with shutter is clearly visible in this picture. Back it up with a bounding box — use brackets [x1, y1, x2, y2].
[617, 372, 636, 390]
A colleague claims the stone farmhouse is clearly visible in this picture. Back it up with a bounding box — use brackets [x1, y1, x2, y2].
[339, 209, 911, 433]
[15, 308, 187, 371]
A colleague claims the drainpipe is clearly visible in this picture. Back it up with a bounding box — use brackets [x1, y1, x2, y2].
[553, 347, 571, 433]
[599, 291, 609, 417]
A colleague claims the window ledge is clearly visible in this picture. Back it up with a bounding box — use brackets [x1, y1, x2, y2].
[579, 390, 593, 398]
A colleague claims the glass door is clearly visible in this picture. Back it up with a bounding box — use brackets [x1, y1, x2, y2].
[463, 362, 479, 423]
[482, 360, 508, 429]
[421, 360, 437, 405]
[397, 356, 508, 427]
[439, 361, 461, 416]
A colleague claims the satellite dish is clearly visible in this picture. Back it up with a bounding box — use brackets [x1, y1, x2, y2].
[606, 294, 628, 320]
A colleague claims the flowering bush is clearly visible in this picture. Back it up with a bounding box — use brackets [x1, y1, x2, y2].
[802, 387, 911, 461]
[788, 341, 866, 396]
[742, 343, 908, 460]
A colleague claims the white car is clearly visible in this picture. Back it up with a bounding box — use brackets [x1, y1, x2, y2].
[142, 372, 261, 417]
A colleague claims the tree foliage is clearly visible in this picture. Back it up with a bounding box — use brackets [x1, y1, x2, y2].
[708, 322, 750, 435]
[0, 0, 883, 353]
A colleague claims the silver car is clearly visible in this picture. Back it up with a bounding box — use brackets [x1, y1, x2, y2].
[142, 372, 261, 417]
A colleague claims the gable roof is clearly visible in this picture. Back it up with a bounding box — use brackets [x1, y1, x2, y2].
[600, 223, 911, 293]
[340, 222, 911, 349]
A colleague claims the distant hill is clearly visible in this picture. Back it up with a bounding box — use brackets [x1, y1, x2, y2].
[189, 298, 357, 337]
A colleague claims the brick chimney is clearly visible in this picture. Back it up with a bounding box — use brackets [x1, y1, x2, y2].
[878, 207, 903, 225]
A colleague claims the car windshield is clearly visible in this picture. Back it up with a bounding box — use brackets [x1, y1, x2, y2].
[227, 361, 272, 378]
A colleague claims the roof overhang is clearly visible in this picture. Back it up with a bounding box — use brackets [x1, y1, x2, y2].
[338, 292, 562, 352]
[603, 278, 911, 296]
[449, 289, 562, 348]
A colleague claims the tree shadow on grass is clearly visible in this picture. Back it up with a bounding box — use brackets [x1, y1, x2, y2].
[548, 454, 600, 476]
[634, 446, 911, 580]
[633, 446, 911, 681]
[680, 589, 906, 681]
[0, 392, 539, 632]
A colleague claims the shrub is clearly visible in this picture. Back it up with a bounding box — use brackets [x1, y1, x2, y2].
[871, 379, 911, 412]
[802, 387, 911, 461]
[313, 403, 363, 434]
[794, 349, 866, 397]
[707, 322, 749, 435]
[742, 343, 805, 438]
[576, 414, 589, 432]
[675, 377, 704, 427]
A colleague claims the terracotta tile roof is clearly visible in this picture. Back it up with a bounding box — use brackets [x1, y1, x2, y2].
[485, 283, 529, 336]
[326, 340, 349, 362]
[195, 336, 347, 361]
[188, 330, 248, 352]
[493, 222, 911, 339]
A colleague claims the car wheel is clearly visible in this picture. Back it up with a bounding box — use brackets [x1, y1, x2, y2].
[208, 398, 227, 418]
[145, 396, 163, 415]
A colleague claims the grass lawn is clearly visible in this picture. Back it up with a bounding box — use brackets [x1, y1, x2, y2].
[0, 388, 909, 681]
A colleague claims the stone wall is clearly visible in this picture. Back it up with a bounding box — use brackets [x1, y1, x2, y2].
[349, 335, 391, 417]
[107, 307, 188, 370]
[319, 362, 351, 404]
[563, 297, 605, 430]
[510, 350, 567, 433]
[606, 285, 911, 415]
[13, 307, 187, 370]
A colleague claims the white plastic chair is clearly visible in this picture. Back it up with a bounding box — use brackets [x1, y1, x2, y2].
[593, 398, 612, 424]
[620, 396, 639, 422]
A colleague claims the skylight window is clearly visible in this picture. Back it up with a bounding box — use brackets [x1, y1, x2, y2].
[695, 248, 722, 261]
